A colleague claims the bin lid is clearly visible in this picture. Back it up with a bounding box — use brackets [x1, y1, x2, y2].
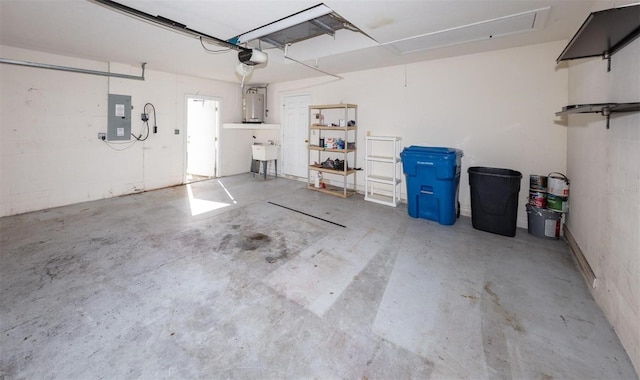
[468, 166, 522, 178]
[401, 146, 463, 158]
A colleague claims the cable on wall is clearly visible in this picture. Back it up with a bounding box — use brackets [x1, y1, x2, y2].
[200, 37, 232, 54]
[102, 140, 137, 151]
[146, 103, 158, 134]
[101, 102, 157, 150]
[132, 103, 157, 141]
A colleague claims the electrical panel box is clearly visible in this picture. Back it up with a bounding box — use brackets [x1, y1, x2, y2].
[107, 94, 131, 141]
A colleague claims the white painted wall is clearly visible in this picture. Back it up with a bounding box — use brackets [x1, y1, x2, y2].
[0, 45, 246, 216]
[268, 41, 569, 228]
[565, 37, 640, 374]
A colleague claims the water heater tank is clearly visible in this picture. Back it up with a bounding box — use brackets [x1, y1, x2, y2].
[243, 93, 264, 123]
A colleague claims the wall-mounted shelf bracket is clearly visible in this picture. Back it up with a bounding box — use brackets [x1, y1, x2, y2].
[556, 103, 640, 129]
[556, 4, 640, 73]
[604, 52, 611, 72]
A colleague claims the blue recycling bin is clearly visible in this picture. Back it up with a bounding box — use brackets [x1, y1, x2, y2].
[401, 146, 464, 225]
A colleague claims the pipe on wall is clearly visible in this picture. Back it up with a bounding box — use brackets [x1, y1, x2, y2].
[0, 58, 146, 81]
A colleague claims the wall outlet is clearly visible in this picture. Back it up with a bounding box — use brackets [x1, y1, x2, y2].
[98, 132, 106, 140]
[174, 129, 180, 135]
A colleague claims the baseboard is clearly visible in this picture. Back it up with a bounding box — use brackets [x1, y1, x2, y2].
[563, 225, 598, 289]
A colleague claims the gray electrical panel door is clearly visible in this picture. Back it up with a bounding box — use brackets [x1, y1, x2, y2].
[107, 94, 131, 141]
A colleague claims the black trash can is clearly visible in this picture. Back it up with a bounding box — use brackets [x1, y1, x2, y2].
[468, 167, 522, 237]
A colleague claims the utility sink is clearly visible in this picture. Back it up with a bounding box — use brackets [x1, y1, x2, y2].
[252, 144, 279, 161]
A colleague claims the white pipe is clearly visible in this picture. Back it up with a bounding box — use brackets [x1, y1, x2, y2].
[0, 58, 146, 81]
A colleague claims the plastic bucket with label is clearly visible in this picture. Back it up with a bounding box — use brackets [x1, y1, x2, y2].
[526, 204, 562, 240]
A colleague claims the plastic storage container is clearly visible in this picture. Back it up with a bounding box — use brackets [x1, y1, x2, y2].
[468, 167, 522, 237]
[401, 146, 463, 225]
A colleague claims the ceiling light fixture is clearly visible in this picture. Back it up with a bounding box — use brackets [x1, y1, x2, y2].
[235, 63, 254, 89]
[235, 63, 254, 77]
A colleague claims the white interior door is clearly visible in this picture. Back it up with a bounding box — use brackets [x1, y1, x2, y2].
[186, 97, 218, 178]
[282, 94, 310, 178]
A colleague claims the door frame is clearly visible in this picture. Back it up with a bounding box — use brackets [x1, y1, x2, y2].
[183, 94, 222, 182]
[280, 92, 311, 180]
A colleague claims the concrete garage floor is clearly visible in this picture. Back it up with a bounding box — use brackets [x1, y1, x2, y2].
[1, 174, 637, 379]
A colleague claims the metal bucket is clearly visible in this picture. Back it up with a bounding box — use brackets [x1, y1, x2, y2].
[548, 172, 569, 196]
[529, 175, 547, 192]
[528, 190, 547, 208]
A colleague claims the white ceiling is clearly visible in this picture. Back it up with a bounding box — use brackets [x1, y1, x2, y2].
[0, 0, 633, 85]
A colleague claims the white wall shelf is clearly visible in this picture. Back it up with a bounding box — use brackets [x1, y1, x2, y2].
[555, 103, 640, 129]
[364, 136, 402, 207]
[223, 123, 280, 129]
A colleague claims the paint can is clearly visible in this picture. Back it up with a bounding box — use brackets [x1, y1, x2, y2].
[529, 175, 547, 191]
[526, 204, 563, 240]
[528, 190, 547, 208]
[547, 194, 569, 213]
[548, 172, 570, 196]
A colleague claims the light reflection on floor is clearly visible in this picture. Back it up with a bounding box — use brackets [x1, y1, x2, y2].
[187, 183, 230, 216]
